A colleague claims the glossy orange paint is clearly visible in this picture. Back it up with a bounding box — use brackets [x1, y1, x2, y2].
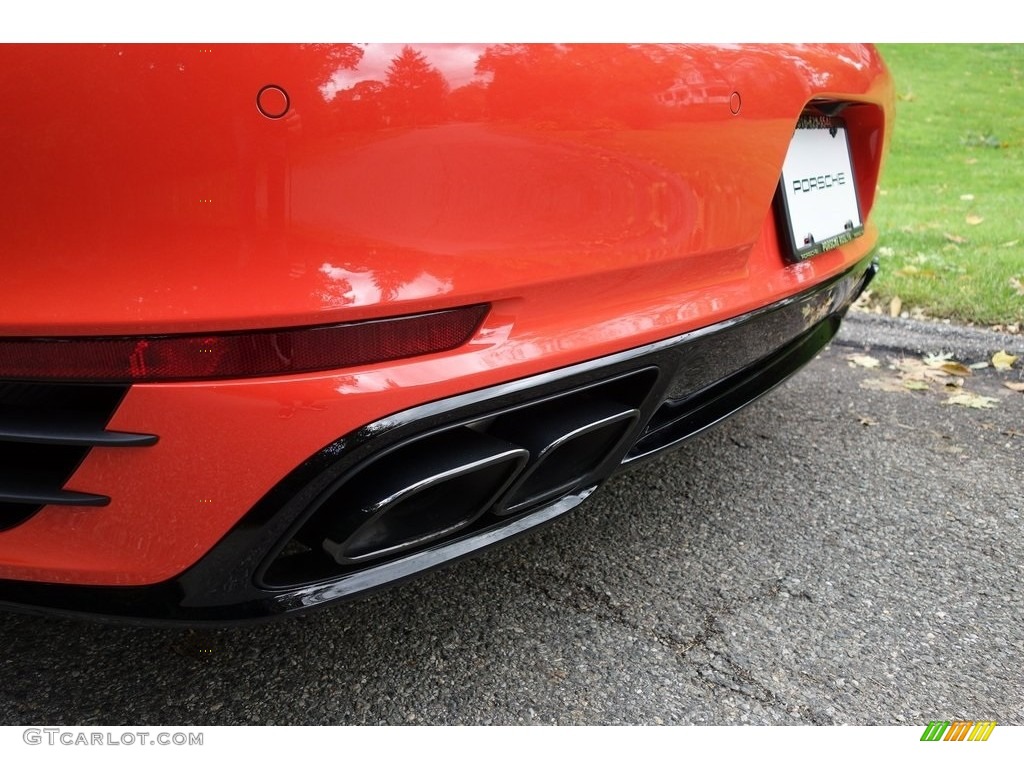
[0, 44, 893, 585]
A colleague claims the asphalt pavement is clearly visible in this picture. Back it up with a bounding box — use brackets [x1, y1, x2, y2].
[1, 313, 1021, 725]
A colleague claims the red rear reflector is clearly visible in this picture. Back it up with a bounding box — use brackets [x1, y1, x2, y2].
[0, 305, 488, 382]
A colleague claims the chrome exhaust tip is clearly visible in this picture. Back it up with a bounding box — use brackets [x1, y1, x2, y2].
[490, 399, 639, 516]
[312, 428, 528, 565]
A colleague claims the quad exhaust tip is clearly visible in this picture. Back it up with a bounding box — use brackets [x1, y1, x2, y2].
[268, 369, 657, 585]
[308, 400, 639, 566]
[315, 428, 528, 565]
[313, 399, 638, 561]
[489, 399, 639, 516]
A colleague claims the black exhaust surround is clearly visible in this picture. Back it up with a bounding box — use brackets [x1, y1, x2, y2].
[0, 256, 877, 623]
[260, 369, 657, 588]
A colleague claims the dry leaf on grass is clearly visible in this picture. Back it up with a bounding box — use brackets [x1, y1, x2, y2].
[944, 393, 999, 409]
[965, 214, 984, 226]
[990, 323, 1020, 333]
[889, 296, 902, 317]
[1011, 277, 1024, 297]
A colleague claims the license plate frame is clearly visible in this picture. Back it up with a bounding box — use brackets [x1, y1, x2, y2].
[776, 114, 864, 262]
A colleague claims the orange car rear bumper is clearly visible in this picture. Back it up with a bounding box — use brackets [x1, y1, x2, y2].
[0, 254, 876, 622]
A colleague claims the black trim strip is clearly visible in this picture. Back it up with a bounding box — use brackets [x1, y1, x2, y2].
[0, 410, 157, 447]
[0, 483, 110, 507]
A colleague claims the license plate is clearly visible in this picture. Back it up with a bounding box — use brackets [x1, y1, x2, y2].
[776, 115, 863, 261]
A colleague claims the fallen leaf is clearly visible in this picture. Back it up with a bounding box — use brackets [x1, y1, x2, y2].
[860, 378, 906, 393]
[847, 354, 880, 369]
[938, 361, 972, 377]
[922, 355, 975, 379]
[1003, 382, 1024, 392]
[858, 416, 878, 427]
[902, 379, 929, 391]
[896, 357, 956, 383]
[969, 361, 990, 370]
[894, 358, 924, 374]
[959, 194, 975, 201]
[943, 393, 999, 409]
[943, 233, 968, 245]
[1002, 240, 1020, 248]
[965, 157, 978, 165]
[895, 265, 920, 276]
[965, 214, 984, 226]
[878, 246, 894, 257]
[889, 296, 902, 317]
[992, 350, 1018, 370]
[1010, 277, 1024, 297]
[943, 378, 965, 390]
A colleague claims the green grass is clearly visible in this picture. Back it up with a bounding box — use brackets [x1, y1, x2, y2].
[870, 44, 1024, 327]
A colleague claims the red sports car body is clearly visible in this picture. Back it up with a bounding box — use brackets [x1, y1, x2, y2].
[0, 44, 893, 621]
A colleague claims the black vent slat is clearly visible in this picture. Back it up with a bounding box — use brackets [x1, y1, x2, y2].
[0, 408, 157, 447]
[0, 382, 154, 531]
[0, 483, 109, 507]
